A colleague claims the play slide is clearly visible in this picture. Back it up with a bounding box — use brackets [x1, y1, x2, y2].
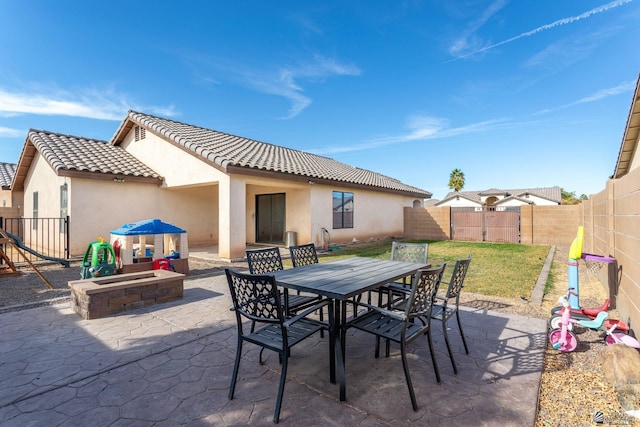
[1, 229, 70, 267]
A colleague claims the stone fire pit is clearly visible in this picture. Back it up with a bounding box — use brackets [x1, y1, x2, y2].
[68, 270, 185, 320]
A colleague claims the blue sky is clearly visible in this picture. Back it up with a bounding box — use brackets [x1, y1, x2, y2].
[1, 1, 638, 199]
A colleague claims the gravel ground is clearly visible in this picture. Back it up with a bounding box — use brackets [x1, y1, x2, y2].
[1, 248, 638, 426]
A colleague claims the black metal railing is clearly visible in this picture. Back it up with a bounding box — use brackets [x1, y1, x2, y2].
[0, 216, 70, 263]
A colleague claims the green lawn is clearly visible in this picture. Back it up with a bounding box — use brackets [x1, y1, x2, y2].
[308, 240, 551, 300]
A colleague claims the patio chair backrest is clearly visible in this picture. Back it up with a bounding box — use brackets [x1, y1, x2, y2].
[444, 255, 472, 299]
[405, 264, 446, 320]
[246, 247, 284, 274]
[289, 243, 319, 267]
[391, 242, 429, 264]
[225, 268, 283, 325]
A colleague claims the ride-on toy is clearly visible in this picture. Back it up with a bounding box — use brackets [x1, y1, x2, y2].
[549, 226, 628, 332]
[81, 238, 117, 279]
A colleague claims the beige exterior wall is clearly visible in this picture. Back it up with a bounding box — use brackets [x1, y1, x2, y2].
[120, 130, 225, 187]
[1, 189, 12, 208]
[245, 180, 415, 248]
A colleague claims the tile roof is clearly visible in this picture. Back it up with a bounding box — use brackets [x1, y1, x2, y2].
[613, 72, 640, 179]
[114, 111, 431, 198]
[28, 130, 162, 179]
[440, 186, 562, 204]
[0, 162, 16, 189]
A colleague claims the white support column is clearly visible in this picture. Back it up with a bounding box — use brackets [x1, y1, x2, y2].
[218, 175, 246, 260]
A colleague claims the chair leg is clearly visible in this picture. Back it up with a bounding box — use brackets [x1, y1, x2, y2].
[426, 327, 441, 384]
[400, 344, 418, 411]
[375, 336, 381, 358]
[456, 310, 470, 354]
[274, 350, 288, 423]
[229, 339, 243, 399]
[441, 319, 458, 375]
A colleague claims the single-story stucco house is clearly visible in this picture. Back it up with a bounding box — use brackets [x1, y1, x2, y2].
[435, 187, 561, 211]
[10, 111, 431, 260]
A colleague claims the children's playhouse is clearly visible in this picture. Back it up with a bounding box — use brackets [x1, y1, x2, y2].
[110, 219, 189, 275]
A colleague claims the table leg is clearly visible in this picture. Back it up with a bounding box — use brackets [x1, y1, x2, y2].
[328, 299, 336, 384]
[337, 300, 347, 401]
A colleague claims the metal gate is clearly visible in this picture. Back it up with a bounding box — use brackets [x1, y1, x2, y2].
[451, 208, 520, 243]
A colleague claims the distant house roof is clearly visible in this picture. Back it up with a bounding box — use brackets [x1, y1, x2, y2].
[12, 130, 163, 191]
[111, 110, 431, 198]
[613, 72, 640, 179]
[0, 162, 16, 189]
[437, 186, 562, 205]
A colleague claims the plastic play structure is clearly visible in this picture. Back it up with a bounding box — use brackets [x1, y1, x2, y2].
[80, 238, 117, 279]
[0, 227, 69, 289]
[110, 219, 188, 274]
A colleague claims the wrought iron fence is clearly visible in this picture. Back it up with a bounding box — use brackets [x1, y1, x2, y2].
[0, 216, 69, 263]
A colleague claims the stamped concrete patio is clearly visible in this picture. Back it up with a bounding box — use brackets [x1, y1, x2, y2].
[0, 269, 546, 426]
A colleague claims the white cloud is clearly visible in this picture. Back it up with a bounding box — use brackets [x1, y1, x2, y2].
[0, 86, 176, 120]
[449, 0, 633, 60]
[192, 53, 361, 119]
[312, 114, 511, 154]
[0, 126, 22, 138]
[449, 0, 509, 57]
[535, 80, 635, 115]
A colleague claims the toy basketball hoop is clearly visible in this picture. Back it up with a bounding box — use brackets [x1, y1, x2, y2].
[582, 253, 616, 276]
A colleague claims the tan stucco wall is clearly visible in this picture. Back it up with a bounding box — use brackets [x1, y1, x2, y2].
[245, 180, 416, 248]
[67, 180, 218, 255]
[21, 148, 219, 256]
[120, 130, 227, 187]
[1, 189, 12, 208]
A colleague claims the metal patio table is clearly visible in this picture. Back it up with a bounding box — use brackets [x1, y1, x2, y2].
[272, 256, 428, 401]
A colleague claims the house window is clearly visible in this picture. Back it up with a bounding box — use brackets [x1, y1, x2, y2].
[332, 191, 354, 229]
[33, 191, 38, 230]
[60, 183, 68, 234]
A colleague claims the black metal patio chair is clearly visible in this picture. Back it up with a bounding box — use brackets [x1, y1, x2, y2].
[288, 243, 319, 267]
[370, 242, 429, 355]
[348, 264, 446, 411]
[225, 268, 332, 423]
[431, 255, 472, 374]
[246, 247, 323, 316]
[377, 242, 430, 306]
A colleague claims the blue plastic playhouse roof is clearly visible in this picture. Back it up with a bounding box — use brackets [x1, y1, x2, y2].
[111, 219, 186, 236]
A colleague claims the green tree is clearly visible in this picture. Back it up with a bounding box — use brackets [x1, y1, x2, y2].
[448, 169, 465, 192]
[561, 189, 588, 205]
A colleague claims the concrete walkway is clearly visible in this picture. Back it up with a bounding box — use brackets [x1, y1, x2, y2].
[0, 271, 547, 426]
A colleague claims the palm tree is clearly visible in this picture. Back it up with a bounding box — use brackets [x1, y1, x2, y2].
[448, 169, 465, 192]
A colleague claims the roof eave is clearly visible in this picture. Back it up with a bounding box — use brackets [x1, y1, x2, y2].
[226, 165, 431, 198]
[613, 73, 640, 179]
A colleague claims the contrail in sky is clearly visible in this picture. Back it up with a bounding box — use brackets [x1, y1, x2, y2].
[451, 0, 633, 60]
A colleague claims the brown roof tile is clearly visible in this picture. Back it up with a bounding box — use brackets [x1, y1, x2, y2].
[29, 130, 162, 180]
[120, 111, 431, 198]
[440, 186, 562, 204]
[0, 162, 16, 189]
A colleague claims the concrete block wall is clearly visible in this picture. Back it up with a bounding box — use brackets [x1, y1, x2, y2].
[585, 166, 640, 332]
[527, 205, 581, 245]
[404, 206, 450, 240]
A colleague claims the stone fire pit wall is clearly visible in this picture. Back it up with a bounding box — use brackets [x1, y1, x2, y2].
[68, 270, 185, 320]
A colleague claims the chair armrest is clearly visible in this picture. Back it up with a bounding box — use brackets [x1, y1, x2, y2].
[351, 300, 406, 321]
[283, 299, 332, 328]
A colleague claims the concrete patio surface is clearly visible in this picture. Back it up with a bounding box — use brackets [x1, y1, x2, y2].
[0, 270, 547, 426]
